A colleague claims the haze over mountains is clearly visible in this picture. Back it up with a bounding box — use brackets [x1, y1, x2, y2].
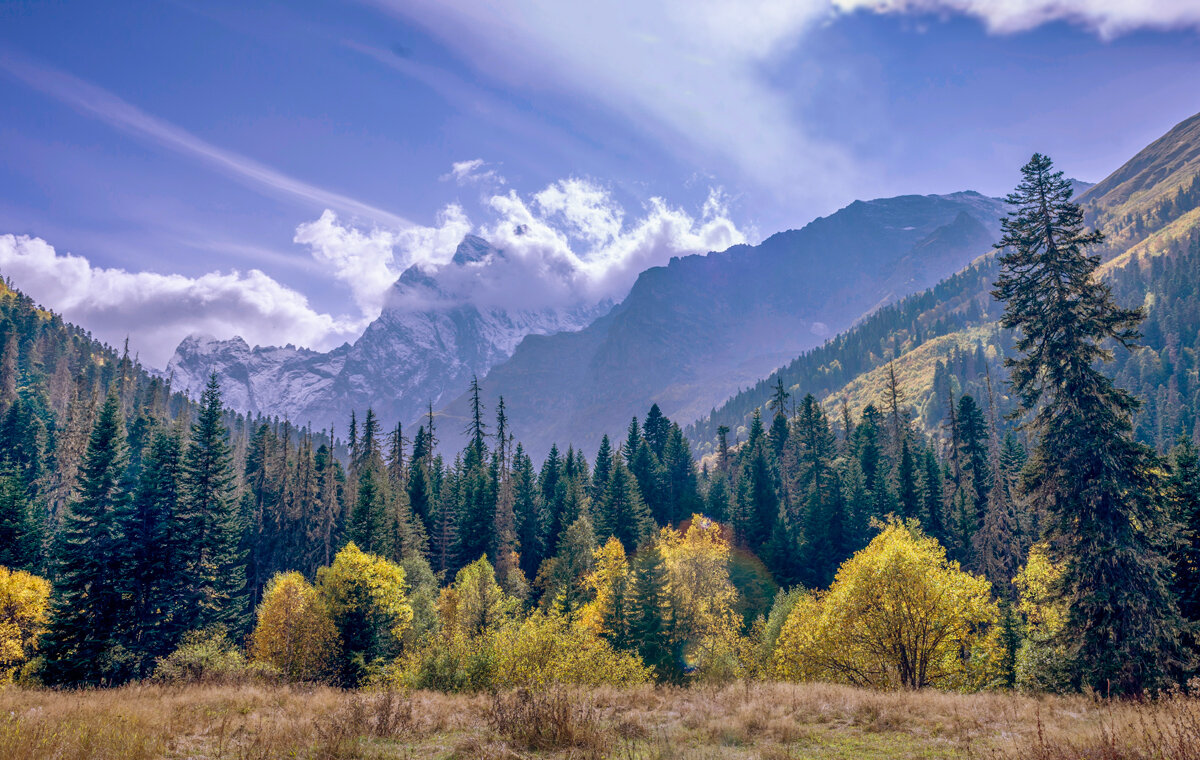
[167, 235, 609, 429]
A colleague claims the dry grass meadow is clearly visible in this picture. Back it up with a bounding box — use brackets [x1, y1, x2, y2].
[2, 681, 1199, 760]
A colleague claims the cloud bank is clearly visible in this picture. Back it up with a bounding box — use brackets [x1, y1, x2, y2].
[295, 173, 747, 315]
[0, 234, 365, 367]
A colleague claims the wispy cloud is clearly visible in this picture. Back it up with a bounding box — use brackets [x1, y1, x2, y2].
[833, 0, 1200, 38]
[360, 0, 854, 210]
[0, 51, 413, 229]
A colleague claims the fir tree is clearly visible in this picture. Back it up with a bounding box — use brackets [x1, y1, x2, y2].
[627, 540, 678, 683]
[921, 447, 946, 543]
[41, 392, 131, 686]
[176, 375, 246, 634]
[116, 426, 183, 676]
[598, 454, 654, 554]
[896, 438, 922, 521]
[993, 153, 1187, 694]
[1167, 437, 1200, 654]
[0, 462, 37, 571]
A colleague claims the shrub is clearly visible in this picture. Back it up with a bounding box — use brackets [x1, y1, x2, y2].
[491, 611, 650, 689]
[152, 628, 279, 685]
[250, 571, 339, 682]
[316, 542, 413, 686]
[773, 519, 999, 690]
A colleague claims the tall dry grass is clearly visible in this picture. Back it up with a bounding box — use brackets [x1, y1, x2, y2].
[2, 681, 1198, 759]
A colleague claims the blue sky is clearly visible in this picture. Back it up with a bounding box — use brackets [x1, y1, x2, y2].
[1, 0, 1199, 365]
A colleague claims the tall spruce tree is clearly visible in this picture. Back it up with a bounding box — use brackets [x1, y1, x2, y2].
[116, 425, 183, 676]
[1167, 437, 1200, 657]
[42, 392, 130, 686]
[993, 153, 1187, 694]
[176, 375, 246, 634]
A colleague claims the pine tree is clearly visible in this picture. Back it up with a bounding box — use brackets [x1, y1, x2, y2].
[1167, 437, 1200, 655]
[921, 447, 946, 543]
[591, 434, 613, 503]
[513, 445, 543, 582]
[176, 375, 246, 634]
[41, 392, 130, 686]
[0, 461, 37, 571]
[599, 454, 654, 554]
[643, 404, 670, 458]
[896, 438, 922, 521]
[993, 153, 1187, 694]
[627, 541, 678, 683]
[116, 426, 183, 676]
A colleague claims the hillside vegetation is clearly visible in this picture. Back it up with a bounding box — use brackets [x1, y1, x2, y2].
[692, 111, 1200, 456]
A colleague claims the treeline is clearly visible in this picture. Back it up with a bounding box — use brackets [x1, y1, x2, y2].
[2, 154, 1200, 696]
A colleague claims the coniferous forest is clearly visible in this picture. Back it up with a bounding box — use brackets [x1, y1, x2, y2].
[2, 153, 1200, 724]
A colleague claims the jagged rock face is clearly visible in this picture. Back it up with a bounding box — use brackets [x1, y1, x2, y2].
[166, 336, 350, 423]
[166, 235, 607, 427]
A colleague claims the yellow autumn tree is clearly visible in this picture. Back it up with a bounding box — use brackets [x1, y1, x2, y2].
[774, 519, 998, 690]
[579, 537, 628, 636]
[1013, 543, 1072, 692]
[659, 515, 748, 681]
[438, 556, 517, 640]
[316, 542, 413, 685]
[250, 571, 339, 682]
[0, 566, 50, 683]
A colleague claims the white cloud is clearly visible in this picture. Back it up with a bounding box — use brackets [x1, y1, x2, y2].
[442, 159, 506, 186]
[301, 172, 748, 315]
[832, 0, 1200, 37]
[293, 204, 471, 316]
[0, 234, 364, 367]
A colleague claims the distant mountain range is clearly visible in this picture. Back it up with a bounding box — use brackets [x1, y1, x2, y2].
[163, 111, 1200, 464]
[439, 191, 1007, 458]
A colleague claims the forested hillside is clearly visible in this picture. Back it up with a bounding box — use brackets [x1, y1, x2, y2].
[691, 111, 1200, 458]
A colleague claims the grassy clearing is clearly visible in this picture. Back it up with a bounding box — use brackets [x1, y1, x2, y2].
[1, 681, 1197, 759]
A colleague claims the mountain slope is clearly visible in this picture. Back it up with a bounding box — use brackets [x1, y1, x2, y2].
[692, 111, 1200, 455]
[167, 235, 607, 427]
[442, 192, 1007, 459]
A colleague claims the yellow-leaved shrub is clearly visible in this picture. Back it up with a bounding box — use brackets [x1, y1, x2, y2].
[774, 519, 998, 690]
[490, 611, 651, 689]
[1014, 543, 1072, 692]
[250, 571, 339, 683]
[0, 566, 49, 683]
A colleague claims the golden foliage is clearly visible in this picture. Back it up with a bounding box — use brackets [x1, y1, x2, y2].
[659, 515, 752, 681]
[250, 571, 339, 682]
[774, 519, 998, 690]
[316, 542, 413, 656]
[437, 556, 516, 640]
[0, 566, 49, 683]
[1013, 543, 1073, 692]
[579, 537, 628, 636]
[490, 612, 651, 689]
